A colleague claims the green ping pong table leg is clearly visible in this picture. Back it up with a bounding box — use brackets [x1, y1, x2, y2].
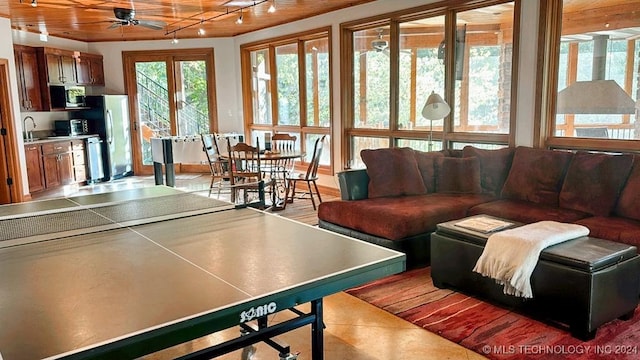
[175, 298, 323, 360]
[311, 298, 324, 360]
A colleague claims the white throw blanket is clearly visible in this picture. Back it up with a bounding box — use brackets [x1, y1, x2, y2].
[472, 221, 589, 298]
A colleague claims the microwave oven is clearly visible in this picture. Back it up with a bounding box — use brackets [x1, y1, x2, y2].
[54, 119, 89, 136]
[50, 86, 86, 108]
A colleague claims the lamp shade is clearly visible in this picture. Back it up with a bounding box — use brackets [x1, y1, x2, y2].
[422, 91, 451, 120]
[556, 80, 636, 114]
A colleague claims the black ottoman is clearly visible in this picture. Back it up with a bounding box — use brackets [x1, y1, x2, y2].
[431, 217, 640, 340]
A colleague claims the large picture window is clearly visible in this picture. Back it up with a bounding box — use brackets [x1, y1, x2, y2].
[342, 1, 518, 168]
[241, 28, 332, 169]
[544, 0, 640, 152]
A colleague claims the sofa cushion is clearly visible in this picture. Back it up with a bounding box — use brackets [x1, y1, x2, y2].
[414, 150, 444, 194]
[575, 216, 640, 248]
[559, 152, 633, 216]
[615, 155, 640, 221]
[441, 149, 464, 158]
[435, 157, 482, 194]
[317, 193, 494, 240]
[469, 199, 590, 224]
[361, 147, 427, 198]
[462, 146, 515, 195]
[501, 147, 573, 206]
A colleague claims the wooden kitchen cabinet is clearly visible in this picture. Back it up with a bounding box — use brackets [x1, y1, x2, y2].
[14, 45, 43, 111]
[16, 45, 104, 111]
[24, 139, 89, 194]
[24, 143, 45, 193]
[37, 47, 77, 85]
[42, 141, 74, 188]
[76, 53, 104, 86]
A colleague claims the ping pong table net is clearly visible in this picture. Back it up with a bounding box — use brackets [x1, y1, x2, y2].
[0, 192, 231, 249]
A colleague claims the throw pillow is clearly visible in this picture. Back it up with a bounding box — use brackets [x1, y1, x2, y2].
[413, 150, 444, 193]
[435, 157, 482, 194]
[462, 146, 515, 195]
[615, 155, 640, 221]
[501, 146, 573, 206]
[361, 147, 427, 198]
[559, 152, 633, 216]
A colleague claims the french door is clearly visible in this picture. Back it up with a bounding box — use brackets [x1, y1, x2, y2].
[123, 49, 217, 175]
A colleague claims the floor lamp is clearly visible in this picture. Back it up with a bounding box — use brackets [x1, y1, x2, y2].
[421, 91, 451, 152]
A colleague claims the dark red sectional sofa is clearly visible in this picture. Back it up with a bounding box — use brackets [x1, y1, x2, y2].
[318, 145, 640, 268]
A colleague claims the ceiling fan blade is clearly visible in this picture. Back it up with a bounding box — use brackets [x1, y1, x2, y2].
[138, 20, 167, 31]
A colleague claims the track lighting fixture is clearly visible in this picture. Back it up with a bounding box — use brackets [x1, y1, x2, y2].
[166, 0, 279, 38]
[235, 9, 243, 25]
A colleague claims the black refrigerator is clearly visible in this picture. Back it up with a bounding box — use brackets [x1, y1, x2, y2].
[74, 95, 133, 181]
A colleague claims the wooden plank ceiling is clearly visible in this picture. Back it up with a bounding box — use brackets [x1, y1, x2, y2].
[1, 0, 376, 42]
[2, 0, 638, 43]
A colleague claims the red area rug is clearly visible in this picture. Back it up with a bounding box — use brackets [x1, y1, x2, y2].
[346, 267, 640, 359]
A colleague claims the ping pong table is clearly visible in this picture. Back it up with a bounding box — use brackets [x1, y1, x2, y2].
[0, 186, 405, 360]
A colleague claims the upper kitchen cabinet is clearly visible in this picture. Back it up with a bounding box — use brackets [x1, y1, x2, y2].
[13, 45, 43, 111]
[36, 47, 77, 86]
[76, 53, 104, 86]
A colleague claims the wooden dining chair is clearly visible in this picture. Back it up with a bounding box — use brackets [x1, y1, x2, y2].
[268, 132, 298, 182]
[201, 133, 230, 198]
[284, 135, 326, 210]
[227, 138, 272, 209]
[271, 133, 297, 152]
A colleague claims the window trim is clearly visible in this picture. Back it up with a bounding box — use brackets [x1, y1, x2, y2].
[240, 26, 333, 173]
[540, 0, 640, 153]
[340, 0, 520, 168]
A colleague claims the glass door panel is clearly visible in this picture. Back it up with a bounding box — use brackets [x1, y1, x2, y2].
[124, 49, 216, 174]
[135, 61, 170, 166]
[175, 60, 210, 135]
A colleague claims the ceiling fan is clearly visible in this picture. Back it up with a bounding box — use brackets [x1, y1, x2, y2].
[108, 7, 166, 30]
[357, 29, 389, 58]
[370, 28, 389, 53]
[371, 29, 389, 55]
[359, 29, 411, 57]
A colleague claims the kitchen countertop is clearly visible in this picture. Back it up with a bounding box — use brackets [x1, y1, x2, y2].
[23, 134, 100, 144]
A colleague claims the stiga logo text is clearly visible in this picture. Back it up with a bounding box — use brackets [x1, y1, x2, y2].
[240, 302, 277, 322]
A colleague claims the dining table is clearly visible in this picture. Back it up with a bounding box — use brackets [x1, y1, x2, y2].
[225, 149, 304, 211]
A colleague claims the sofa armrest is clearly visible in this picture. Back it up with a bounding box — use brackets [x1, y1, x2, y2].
[337, 169, 369, 200]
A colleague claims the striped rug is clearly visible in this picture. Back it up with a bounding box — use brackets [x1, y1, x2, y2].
[346, 267, 640, 360]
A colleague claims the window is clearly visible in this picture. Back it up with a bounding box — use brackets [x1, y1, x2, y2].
[241, 28, 332, 169]
[250, 49, 272, 126]
[275, 43, 300, 126]
[543, 0, 640, 151]
[342, 1, 518, 168]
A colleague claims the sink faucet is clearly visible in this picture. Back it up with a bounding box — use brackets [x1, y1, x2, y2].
[23, 116, 36, 141]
